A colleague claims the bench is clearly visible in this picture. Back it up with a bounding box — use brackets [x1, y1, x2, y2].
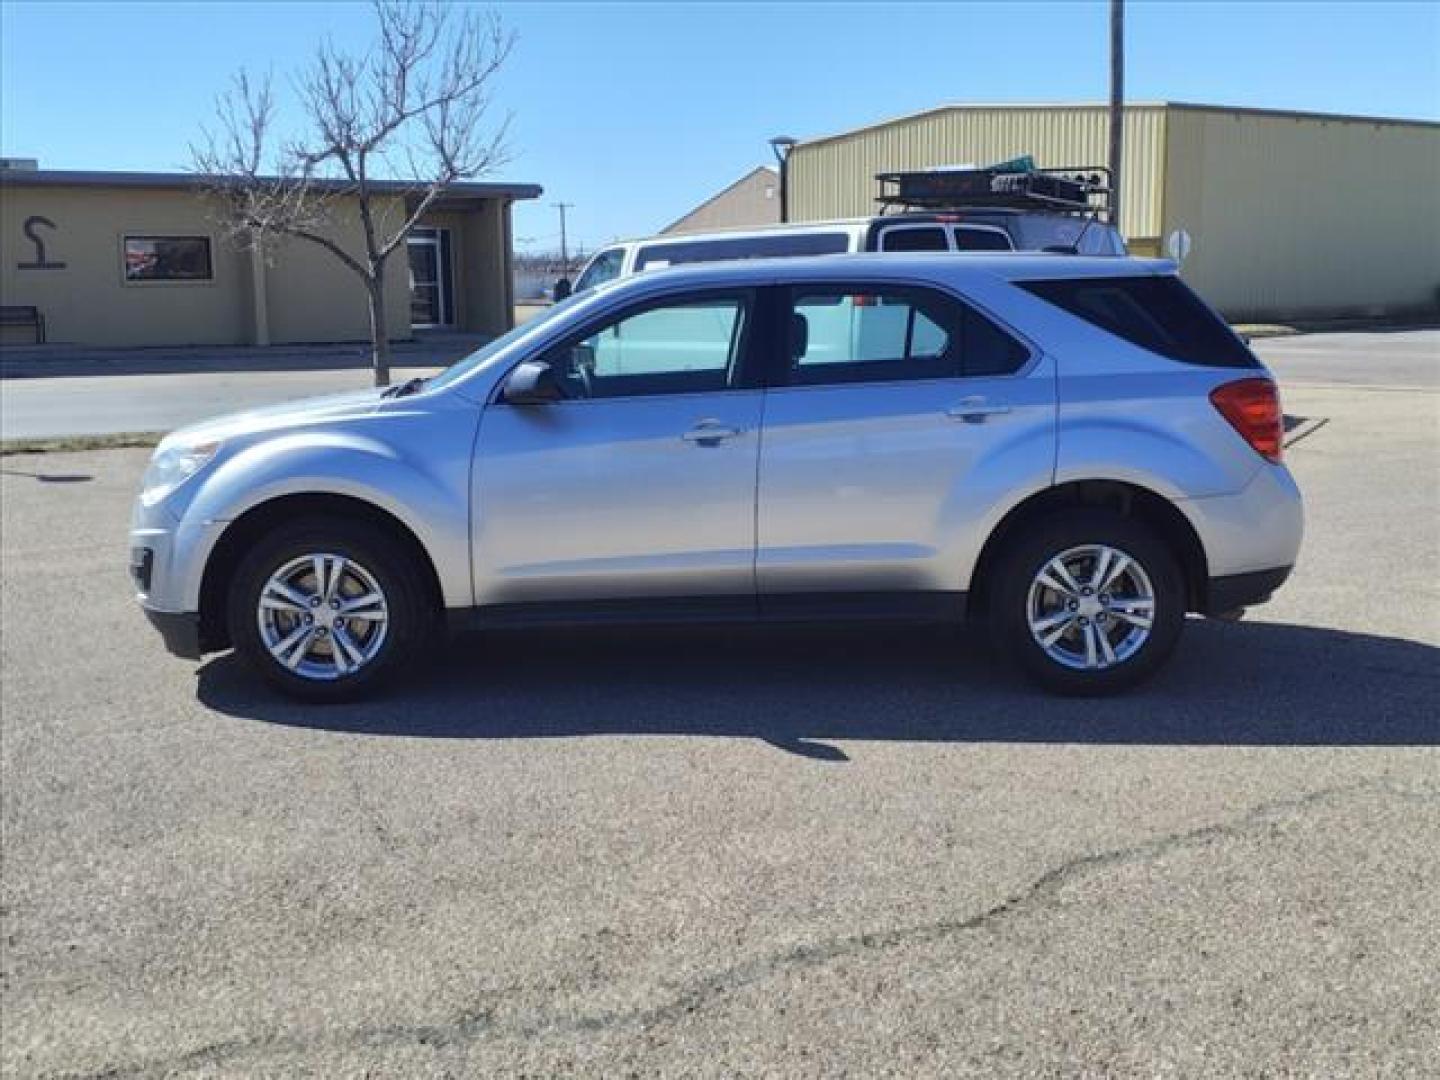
[0, 305, 46, 344]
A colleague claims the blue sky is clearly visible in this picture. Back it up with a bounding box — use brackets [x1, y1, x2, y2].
[3, 1, 1437, 254]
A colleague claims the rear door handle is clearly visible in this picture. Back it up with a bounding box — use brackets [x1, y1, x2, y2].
[946, 396, 1012, 421]
[681, 419, 745, 445]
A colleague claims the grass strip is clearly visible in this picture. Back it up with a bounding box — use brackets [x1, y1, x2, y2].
[1, 431, 163, 456]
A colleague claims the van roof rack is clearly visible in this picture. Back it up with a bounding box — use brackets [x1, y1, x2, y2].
[876, 164, 1112, 216]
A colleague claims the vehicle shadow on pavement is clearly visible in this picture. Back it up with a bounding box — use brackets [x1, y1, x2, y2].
[196, 619, 1440, 757]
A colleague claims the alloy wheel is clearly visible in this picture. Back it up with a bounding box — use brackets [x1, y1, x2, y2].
[1025, 543, 1156, 671]
[256, 553, 389, 681]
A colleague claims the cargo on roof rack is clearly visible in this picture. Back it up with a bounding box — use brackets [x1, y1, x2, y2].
[876, 165, 1112, 216]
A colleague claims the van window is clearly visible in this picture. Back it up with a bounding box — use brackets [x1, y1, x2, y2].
[574, 248, 625, 292]
[878, 226, 949, 252]
[1021, 275, 1258, 368]
[1010, 217, 1126, 255]
[954, 226, 1014, 252]
[633, 232, 849, 271]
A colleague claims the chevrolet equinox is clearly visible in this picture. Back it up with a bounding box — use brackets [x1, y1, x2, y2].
[131, 254, 1302, 700]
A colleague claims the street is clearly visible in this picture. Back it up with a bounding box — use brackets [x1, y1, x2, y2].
[1, 334, 1438, 1076]
[0, 365, 443, 441]
[1, 329, 1436, 440]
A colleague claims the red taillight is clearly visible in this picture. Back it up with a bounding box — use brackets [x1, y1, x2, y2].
[1210, 378, 1284, 463]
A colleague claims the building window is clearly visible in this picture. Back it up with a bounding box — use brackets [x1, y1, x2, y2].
[123, 235, 213, 282]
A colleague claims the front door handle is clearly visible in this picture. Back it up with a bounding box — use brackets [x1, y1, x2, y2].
[946, 396, 1012, 421]
[681, 419, 745, 445]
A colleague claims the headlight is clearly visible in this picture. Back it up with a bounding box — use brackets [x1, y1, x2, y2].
[140, 440, 221, 507]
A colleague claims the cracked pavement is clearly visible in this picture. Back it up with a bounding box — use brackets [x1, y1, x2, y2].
[2, 334, 1438, 1077]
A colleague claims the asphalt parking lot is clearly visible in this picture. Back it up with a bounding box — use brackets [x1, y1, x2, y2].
[2, 336, 1438, 1076]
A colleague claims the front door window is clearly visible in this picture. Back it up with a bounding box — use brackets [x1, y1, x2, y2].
[542, 295, 750, 399]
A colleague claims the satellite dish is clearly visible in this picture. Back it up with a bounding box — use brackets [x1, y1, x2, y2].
[1166, 228, 1193, 265]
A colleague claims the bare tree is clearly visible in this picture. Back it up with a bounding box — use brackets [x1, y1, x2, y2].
[193, 0, 513, 385]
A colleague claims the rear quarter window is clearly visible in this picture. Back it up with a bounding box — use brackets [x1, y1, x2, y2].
[1020, 275, 1258, 368]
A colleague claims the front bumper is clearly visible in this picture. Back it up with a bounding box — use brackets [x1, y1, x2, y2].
[144, 607, 204, 660]
[131, 493, 228, 661]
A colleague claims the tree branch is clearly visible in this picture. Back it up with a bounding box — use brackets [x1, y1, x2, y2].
[190, 0, 515, 385]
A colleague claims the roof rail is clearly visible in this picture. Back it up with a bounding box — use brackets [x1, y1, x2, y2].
[876, 165, 1112, 216]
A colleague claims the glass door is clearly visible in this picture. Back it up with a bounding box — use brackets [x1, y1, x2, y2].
[407, 230, 450, 328]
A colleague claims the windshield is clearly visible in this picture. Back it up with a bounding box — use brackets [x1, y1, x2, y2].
[574, 247, 625, 292]
[424, 290, 593, 392]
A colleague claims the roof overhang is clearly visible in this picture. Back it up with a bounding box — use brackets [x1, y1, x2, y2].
[0, 168, 543, 201]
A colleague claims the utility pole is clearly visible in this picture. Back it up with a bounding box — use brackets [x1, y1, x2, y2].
[553, 202, 573, 268]
[1108, 0, 1125, 229]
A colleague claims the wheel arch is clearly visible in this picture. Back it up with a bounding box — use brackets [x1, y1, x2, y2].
[198, 492, 445, 652]
[968, 480, 1209, 617]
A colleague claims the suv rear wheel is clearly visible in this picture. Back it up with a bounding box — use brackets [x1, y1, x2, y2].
[989, 509, 1184, 695]
[226, 517, 435, 702]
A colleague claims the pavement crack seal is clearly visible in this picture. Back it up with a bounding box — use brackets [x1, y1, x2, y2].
[66, 775, 1431, 1078]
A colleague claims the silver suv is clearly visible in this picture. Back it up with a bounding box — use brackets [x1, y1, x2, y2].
[130, 254, 1302, 700]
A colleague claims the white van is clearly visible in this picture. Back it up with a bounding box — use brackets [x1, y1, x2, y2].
[568, 164, 1128, 296]
[571, 209, 1127, 294]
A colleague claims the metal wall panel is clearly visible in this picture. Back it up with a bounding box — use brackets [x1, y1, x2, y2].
[788, 105, 1167, 240]
[1163, 106, 1440, 319]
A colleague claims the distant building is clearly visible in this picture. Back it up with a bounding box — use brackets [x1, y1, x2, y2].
[786, 102, 1440, 321]
[0, 164, 542, 347]
[661, 166, 779, 235]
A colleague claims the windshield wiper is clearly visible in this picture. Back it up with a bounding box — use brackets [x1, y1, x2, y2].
[382, 377, 427, 399]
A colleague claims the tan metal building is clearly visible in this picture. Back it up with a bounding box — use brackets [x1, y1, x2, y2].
[788, 102, 1440, 320]
[661, 165, 781, 235]
[0, 167, 541, 347]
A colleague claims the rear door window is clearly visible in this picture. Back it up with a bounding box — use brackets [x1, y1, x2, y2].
[785, 285, 1029, 386]
[878, 226, 950, 252]
[1020, 275, 1258, 368]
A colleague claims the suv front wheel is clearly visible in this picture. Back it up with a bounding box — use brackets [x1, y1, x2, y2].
[990, 509, 1185, 695]
[226, 517, 435, 702]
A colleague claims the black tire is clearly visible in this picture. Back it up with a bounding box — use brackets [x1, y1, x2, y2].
[987, 509, 1185, 696]
[226, 516, 437, 702]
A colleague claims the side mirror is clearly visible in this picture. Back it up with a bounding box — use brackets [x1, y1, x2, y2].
[552, 277, 573, 302]
[501, 361, 563, 405]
